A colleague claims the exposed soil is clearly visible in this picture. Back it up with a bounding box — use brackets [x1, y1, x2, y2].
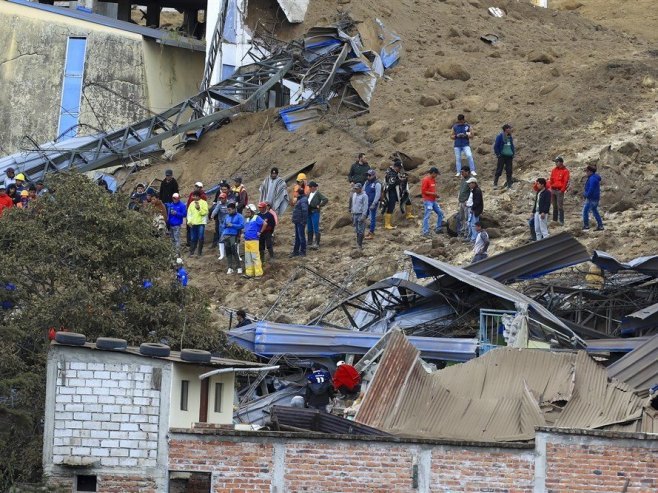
[125, 0, 658, 326]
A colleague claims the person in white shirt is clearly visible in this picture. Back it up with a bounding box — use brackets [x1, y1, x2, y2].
[472, 222, 490, 263]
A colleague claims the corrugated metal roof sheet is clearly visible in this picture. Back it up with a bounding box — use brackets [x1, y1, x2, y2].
[592, 250, 658, 277]
[607, 334, 658, 397]
[355, 332, 547, 442]
[467, 232, 590, 283]
[554, 352, 643, 429]
[406, 251, 585, 348]
[269, 405, 389, 436]
[8, 0, 205, 51]
[228, 321, 478, 361]
[356, 332, 647, 442]
[585, 336, 651, 353]
[621, 302, 658, 334]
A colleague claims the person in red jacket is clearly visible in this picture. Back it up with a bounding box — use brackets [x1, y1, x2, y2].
[549, 156, 570, 225]
[0, 184, 14, 217]
[333, 361, 361, 396]
[421, 167, 444, 237]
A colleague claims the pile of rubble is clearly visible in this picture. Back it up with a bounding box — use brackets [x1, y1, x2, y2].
[228, 232, 658, 440]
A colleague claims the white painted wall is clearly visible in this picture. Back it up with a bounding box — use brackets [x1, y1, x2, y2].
[169, 363, 235, 428]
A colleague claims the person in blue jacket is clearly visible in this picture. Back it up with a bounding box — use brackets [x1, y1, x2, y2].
[222, 202, 245, 274]
[165, 193, 187, 255]
[451, 114, 477, 176]
[582, 165, 604, 231]
[175, 258, 188, 287]
[493, 124, 515, 189]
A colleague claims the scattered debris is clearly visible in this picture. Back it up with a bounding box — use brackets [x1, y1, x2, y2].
[488, 7, 506, 17]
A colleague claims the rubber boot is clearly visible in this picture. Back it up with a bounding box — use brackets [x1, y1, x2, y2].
[357, 233, 364, 248]
[493, 177, 499, 187]
[218, 243, 225, 260]
[308, 230, 317, 250]
[315, 232, 321, 249]
[197, 242, 203, 256]
[189, 240, 197, 257]
[384, 213, 396, 230]
[405, 205, 417, 220]
[558, 210, 564, 226]
[268, 248, 275, 260]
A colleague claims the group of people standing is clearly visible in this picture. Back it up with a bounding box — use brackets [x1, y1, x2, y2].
[0, 167, 48, 216]
[531, 157, 604, 241]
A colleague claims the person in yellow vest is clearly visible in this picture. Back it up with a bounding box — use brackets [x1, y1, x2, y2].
[243, 204, 267, 277]
[186, 190, 209, 256]
[291, 173, 311, 206]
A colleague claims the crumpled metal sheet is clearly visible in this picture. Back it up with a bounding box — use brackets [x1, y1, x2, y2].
[279, 103, 325, 131]
[276, 0, 309, 23]
[375, 18, 402, 69]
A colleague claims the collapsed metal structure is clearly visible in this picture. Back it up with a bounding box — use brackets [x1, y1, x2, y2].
[0, 19, 399, 183]
[230, 234, 658, 428]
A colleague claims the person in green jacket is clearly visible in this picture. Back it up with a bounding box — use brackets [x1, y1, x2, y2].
[187, 190, 209, 256]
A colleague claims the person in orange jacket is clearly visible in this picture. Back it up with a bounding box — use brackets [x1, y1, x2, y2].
[549, 156, 570, 225]
[291, 173, 310, 206]
[421, 167, 444, 237]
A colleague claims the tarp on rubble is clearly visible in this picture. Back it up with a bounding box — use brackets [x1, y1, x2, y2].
[228, 321, 478, 361]
[355, 331, 647, 442]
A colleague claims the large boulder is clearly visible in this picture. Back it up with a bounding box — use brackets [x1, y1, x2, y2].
[436, 63, 471, 81]
[366, 121, 389, 142]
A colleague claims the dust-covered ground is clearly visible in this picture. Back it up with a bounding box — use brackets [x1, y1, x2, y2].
[125, 0, 658, 326]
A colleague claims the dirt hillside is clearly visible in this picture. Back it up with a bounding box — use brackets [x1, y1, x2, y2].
[126, 0, 658, 327]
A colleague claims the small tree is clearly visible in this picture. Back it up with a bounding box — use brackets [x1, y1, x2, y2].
[0, 173, 247, 489]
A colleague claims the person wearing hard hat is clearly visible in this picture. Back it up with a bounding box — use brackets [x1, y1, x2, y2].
[291, 173, 310, 206]
[243, 204, 267, 277]
[16, 190, 30, 209]
[14, 173, 27, 193]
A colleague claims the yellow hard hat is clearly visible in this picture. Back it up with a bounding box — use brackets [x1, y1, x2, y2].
[15, 173, 26, 181]
[20, 190, 29, 197]
[297, 173, 307, 181]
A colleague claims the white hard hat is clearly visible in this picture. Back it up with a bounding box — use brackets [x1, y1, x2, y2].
[247, 203, 258, 213]
[194, 181, 203, 187]
[337, 360, 345, 366]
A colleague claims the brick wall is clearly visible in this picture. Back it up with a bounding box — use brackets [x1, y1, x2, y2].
[96, 474, 158, 493]
[431, 448, 534, 491]
[169, 438, 274, 493]
[52, 360, 160, 468]
[544, 440, 658, 492]
[284, 442, 414, 492]
[168, 431, 534, 493]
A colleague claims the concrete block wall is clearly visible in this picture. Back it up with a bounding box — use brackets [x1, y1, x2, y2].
[52, 360, 160, 468]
